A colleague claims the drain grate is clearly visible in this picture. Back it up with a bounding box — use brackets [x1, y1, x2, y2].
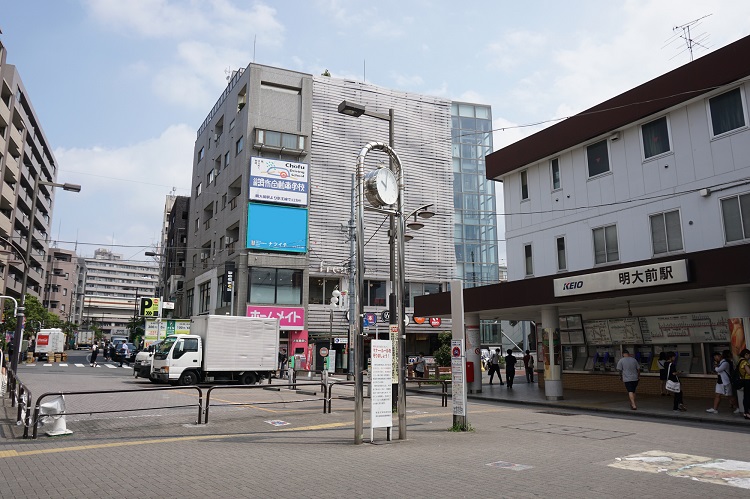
[536, 411, 576, 416]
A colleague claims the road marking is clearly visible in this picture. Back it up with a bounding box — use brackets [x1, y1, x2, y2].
[75, 364, 85, 367]
[43, 364, 52, 367]
[60, 364, 68, 367]
[104, 364, 117, 369]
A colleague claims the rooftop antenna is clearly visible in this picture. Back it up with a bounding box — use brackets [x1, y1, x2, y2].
[224, 66, 232, 82]
[669, 14, 712, 62]
[253, 35, 257, 63]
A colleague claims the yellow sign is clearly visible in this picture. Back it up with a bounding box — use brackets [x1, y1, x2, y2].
[140, 297, 160, 317]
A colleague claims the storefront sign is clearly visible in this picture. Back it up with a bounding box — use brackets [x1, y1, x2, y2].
[246, 305, 305, 330]
[553, 259, 689, 297]
[144, 319, 191, 347]
[249, 157, 309, 206]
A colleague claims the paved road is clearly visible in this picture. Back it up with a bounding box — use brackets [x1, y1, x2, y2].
[2, 366, 749, 498]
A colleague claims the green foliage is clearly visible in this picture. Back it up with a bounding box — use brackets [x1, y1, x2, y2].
[321, 69, 331, 77]
[1, 295, 79, 344]
[432, 331, 453, 367]
[449, 421, 474, 432]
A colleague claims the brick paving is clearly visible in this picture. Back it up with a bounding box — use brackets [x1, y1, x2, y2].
[1, 369, 749, 498]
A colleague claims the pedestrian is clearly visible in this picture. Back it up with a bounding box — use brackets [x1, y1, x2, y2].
[120, 342, 131, 367]
[658, 351, 668, 396]
[665, 351, 686, 412]
[412, 352, 426, 378]
[707, 350, 740, 414]
[102, 341, 109, 361]
[278, 348, 288, 378]
[737, 348, 750, 420]
[523, 349, 534, 383]
[505, 349, 517, 388]
[616, 349, 640, 410]
[109, 342, 116, 363]
[487, 348, 503, 385]
[90, 342, 99, 367]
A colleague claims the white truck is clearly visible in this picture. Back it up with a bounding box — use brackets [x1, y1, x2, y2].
[151, 315, 279, 386]
[35, 329, 66, 361]
[77, 330, 95, 349]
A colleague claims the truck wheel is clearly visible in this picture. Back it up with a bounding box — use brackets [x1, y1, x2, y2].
[240, 372, 257, 385]
[179, 371, 198, 386]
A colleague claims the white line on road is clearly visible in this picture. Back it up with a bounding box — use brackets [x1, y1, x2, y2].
[104, 364, 117, 369]
[60, 364, 68, 367]
[75, 364, 85, 367]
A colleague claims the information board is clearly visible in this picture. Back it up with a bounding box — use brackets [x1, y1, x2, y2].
[583, 320, 612, 345]
[370, 340, 393, 430]
[451, 339, 466, 417]
[638, 312, 730, 344]
[607, 318, 643, 344]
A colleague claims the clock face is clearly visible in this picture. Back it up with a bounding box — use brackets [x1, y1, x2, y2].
[364, 168, 398, 207]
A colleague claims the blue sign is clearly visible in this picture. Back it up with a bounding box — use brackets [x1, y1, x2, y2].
[247, 203, 308, 253]
[363, 312, 377, 327]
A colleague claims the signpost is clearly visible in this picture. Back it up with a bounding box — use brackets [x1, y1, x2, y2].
[370, 339, 393, 442]
[451, 339, 467, 426]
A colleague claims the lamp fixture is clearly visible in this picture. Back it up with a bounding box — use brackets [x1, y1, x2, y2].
[407, 216, 425, 231]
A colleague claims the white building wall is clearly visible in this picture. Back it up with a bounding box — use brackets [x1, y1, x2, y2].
[504, 81, 750, 281]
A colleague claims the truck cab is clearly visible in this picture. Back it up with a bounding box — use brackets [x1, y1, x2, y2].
[152, 335, 201, 385]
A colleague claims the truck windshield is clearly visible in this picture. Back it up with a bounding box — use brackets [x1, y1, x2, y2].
[157, 337, 178, 355]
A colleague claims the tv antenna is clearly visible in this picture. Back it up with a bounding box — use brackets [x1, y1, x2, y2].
[668, 14, 712, 62]
[225, 66, 232, 82]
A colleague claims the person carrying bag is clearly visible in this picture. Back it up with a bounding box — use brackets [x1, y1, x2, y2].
[665, 352, 686, 412]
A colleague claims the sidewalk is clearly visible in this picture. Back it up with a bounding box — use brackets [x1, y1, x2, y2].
[406, 374, 750, 428]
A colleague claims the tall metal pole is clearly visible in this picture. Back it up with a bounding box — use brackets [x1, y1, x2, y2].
[348, 174, 355, 377]
[11, 169, 40, 374]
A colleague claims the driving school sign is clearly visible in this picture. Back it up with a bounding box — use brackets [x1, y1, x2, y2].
[249, 157, 309, 206]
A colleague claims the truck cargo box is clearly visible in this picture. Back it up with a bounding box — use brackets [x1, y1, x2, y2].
[191, 315, 279, 372]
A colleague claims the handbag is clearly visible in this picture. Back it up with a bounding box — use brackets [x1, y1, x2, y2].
[665, 363, 681, 393]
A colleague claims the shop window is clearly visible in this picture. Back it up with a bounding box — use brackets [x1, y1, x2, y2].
[556, 237, 567, 271]
[586, 140, 610, 177]
[249, 267, 302, 305]
[550, 158, 561, 190]
[650, 210, 683, 254]
[641, 116, 671, 159]
[309, 277, 340, 305]
[720, 192, 750, 243]
[708, 87, 747, 137]
[524, 244, 533, 276]
[593, 224, 619, 264]
[366, 280, 386, 306]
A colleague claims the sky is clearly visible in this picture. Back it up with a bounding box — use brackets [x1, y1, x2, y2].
[2, 0, 750, 264]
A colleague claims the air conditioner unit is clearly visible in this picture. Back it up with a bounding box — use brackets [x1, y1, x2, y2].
[213, 133, 219, 141]
[609, 131, 621, 141]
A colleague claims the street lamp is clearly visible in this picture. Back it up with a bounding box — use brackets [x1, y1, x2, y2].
[11, 172, 81, 374]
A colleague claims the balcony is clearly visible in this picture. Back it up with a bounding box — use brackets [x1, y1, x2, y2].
[0, 95, 9, 126]
[9, 125, 23, 150]
[229, 196, 238, 211]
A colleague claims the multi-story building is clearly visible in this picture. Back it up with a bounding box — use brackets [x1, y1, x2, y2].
[162, 195, 189, 317]
[417, 34, 750, 398]
[81, 248, 158, 337]
[43, 247, 80, 322]
[0, 37, 59, 304]
[182, 64, 500, 371]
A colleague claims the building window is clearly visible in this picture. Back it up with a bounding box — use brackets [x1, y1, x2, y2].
[641, 116, 671, 159]
[195, 182, 202, 197]
[254, 128, 306, 152]
[556, 237, 567, 271]
[365, 280, 387, 306]
[709, 88, 746, 137]
[236, 136, 244, 155]
[309, 277, 340, 305]
[593, 224, 619, 264]
[207, 169, 215, 185]
[224, 152, 229, 168]
[720, 192, 750, 243]
[520, 170, 529, 200]
[194, 218, 199, 233]
[586, 140, 610, 177]
[248, 267, 303, 305]
[198, 146, 205, 161]
[185, 288, 194, 316]
[198, 281, 211, 313]
[550, 158, 561, 190]
[524, 244, 533, 276]
[403, 282, 442, 308]
[650, 210, 683, 254]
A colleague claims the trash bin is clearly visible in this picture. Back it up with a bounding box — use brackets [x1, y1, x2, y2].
[39, 395, 73, 436]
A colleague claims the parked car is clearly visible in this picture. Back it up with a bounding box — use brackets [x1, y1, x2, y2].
[115, 342, 137, 364]
[133, 341, 161, 380]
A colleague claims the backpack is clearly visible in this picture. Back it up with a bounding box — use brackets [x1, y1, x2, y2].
[729, 361, 742, 391]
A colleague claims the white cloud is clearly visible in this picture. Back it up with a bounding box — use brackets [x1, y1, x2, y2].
[391, 72, 424, 88]
[485, 30, 547, 72]
[53, 125, 195, 253]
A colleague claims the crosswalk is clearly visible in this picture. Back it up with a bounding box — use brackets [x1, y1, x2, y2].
[24, 363, 132, 369]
